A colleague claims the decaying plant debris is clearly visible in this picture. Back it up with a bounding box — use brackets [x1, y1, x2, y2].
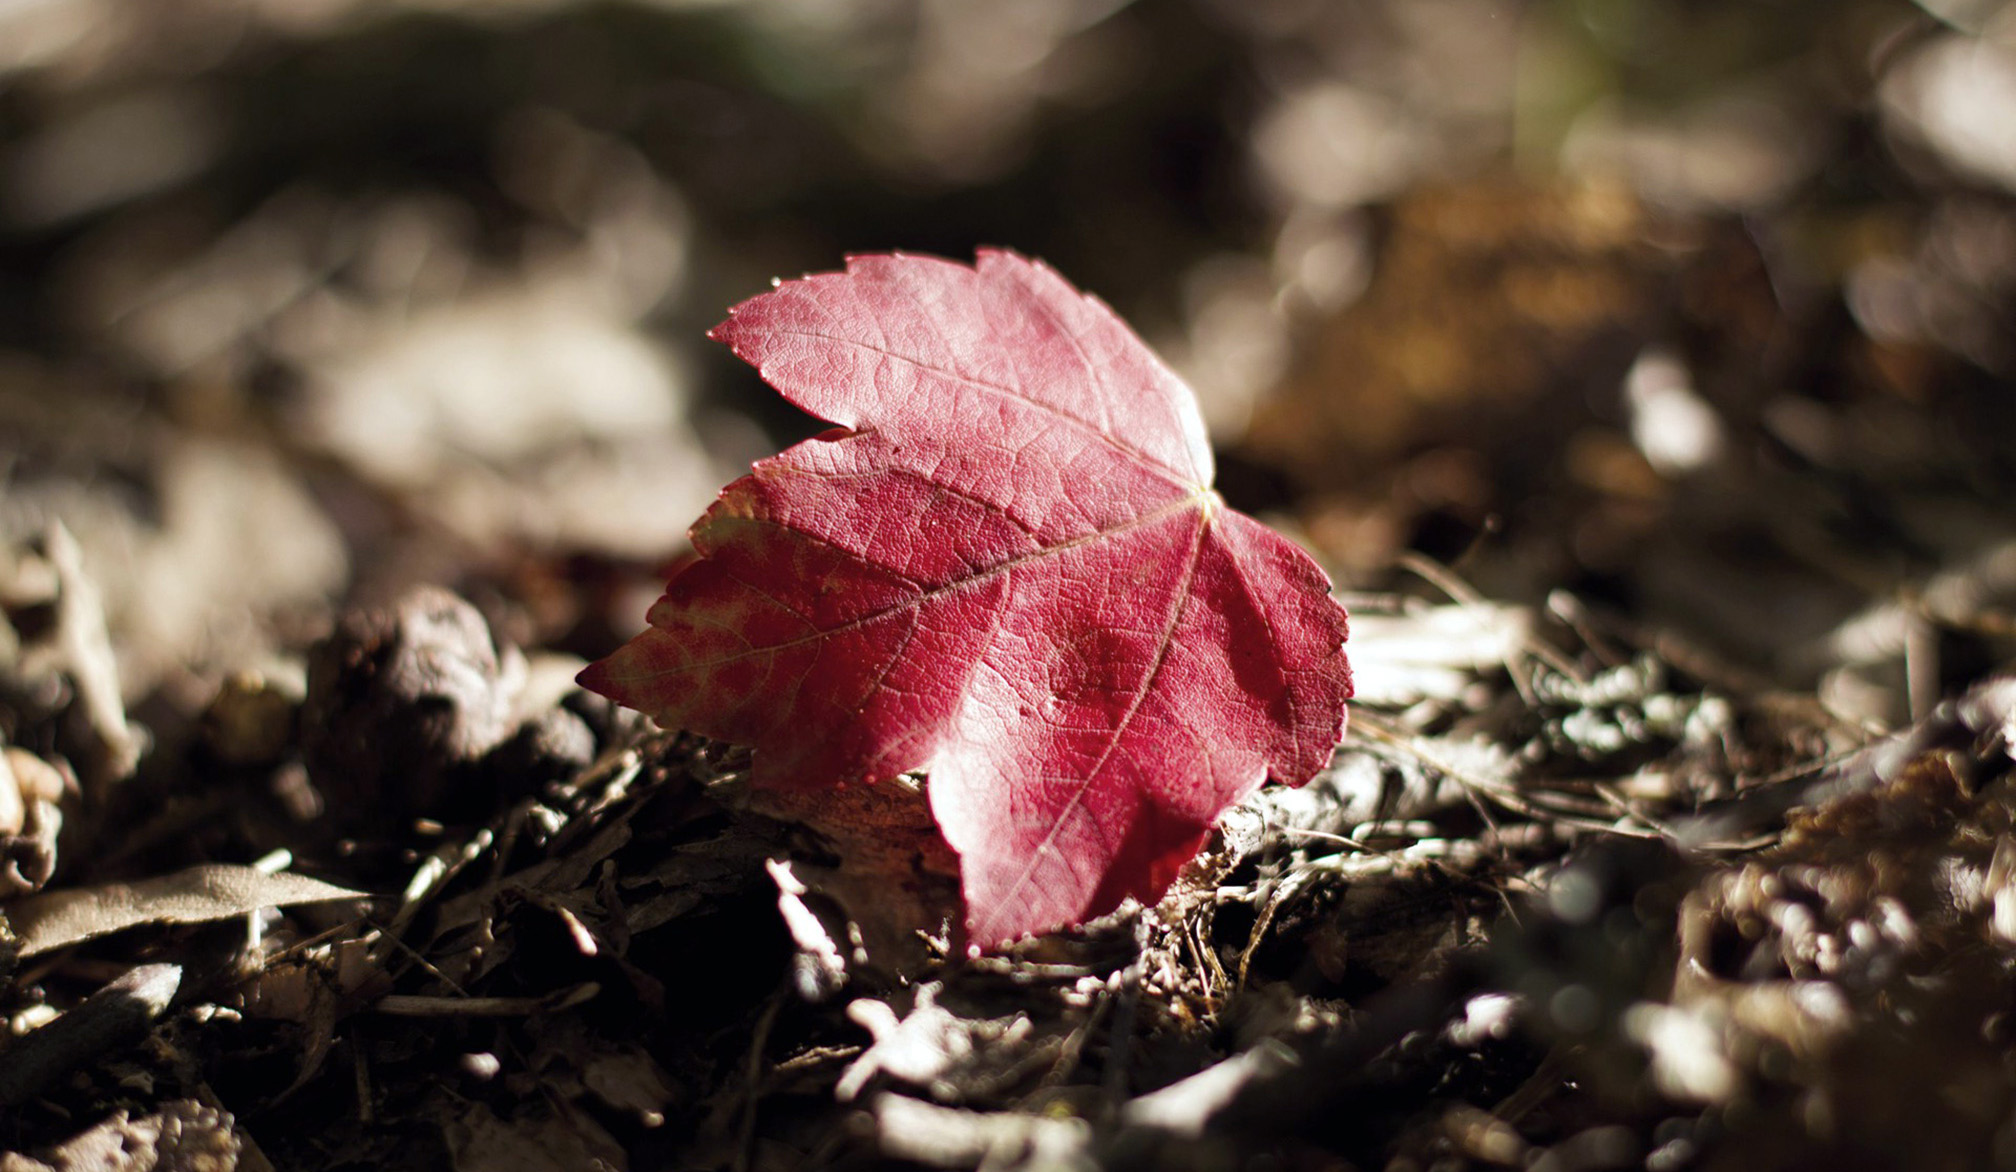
[6, 537, 2016, 1170]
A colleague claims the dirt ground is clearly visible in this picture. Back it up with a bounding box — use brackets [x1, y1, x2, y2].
[7, 2, 2016, 1169]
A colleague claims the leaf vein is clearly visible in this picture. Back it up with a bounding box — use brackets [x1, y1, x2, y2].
[983, 504, 1213, 932]
[767, 329, 1184, 486]
[667, 493, 1207, 673]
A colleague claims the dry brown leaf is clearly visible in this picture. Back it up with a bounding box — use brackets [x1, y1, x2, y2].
[7, 864, 366, 957]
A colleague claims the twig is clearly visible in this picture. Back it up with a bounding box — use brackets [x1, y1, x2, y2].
[733, 988, 787, 1172]
[0, 963, 181, 1106]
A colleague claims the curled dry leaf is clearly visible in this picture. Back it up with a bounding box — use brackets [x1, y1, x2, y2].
[302, 586, 523, 821]
[39, 522, 141, 785]
[0, 746, 65, 897]
[581, 250, 1352, 948]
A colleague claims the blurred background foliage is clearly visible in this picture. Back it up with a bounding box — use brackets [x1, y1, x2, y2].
[3, 0, 2016, 727]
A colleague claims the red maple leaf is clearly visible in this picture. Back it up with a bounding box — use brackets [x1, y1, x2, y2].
[580, 250, 1351, 948]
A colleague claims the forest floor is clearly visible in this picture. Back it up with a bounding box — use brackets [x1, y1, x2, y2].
[7, 2, 2016, 1170]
